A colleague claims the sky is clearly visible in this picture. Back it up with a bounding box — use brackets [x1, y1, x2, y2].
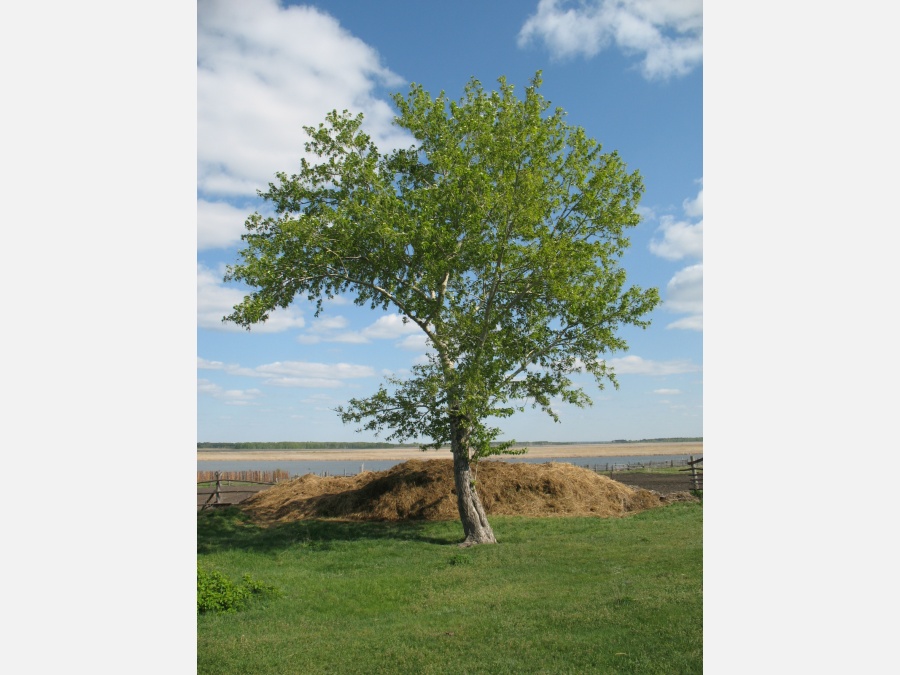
[6, 1, 900, 667]
[197, 0, 704, 443]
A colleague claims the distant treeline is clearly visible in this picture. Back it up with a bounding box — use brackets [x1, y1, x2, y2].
[198, 437, 701, 450]
[197, 441, 420, 450]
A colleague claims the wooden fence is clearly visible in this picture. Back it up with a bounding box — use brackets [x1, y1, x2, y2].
[197, 470, 289, 510]
[583, 456, 698, 473]
[680, 455, 703, 491]
[197, 469, 290, 483]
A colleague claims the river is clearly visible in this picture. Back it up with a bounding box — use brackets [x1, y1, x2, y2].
[196, 453, 695, 477]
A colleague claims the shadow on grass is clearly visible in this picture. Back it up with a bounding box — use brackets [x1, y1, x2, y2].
[198, 507, 459, 554]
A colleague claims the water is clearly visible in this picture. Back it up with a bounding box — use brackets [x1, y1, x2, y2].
[196, 454, 694, 477]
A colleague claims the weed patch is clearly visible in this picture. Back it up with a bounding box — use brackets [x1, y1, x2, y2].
[197, 564, 281, 614]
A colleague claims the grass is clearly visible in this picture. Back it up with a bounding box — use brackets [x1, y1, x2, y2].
[198, 503, 702, 674]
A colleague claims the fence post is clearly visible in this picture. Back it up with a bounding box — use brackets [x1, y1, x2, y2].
[689, 456, 699, 491]
[215, 471, 221, 504]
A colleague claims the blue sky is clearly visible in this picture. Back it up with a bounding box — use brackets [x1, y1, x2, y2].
[197, 0, 703, 443]
[7, 2, 900, 663]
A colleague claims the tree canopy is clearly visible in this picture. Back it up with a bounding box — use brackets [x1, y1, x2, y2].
[225, 73, 660, 544]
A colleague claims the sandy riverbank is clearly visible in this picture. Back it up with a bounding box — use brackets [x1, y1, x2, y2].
[197, 441, 702, 462]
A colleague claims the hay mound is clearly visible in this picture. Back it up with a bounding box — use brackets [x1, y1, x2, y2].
[240, 459, 679, 525]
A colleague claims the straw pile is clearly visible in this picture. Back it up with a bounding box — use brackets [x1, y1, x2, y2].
[240, 459, 691, 525]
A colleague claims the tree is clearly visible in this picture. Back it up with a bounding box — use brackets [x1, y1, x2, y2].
[224, 73, 660, 546]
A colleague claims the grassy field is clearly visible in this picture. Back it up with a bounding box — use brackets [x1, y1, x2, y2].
[198, 503, 702, 674]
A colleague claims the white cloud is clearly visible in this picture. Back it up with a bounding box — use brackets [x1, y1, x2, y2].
[650, 181, 703, 260]
[198, 263, 306, 332]
[361, 314, 420, 339]
[197, 357, 257, 377]
[197, 199, 252, 250]
[253, 361, 375, 388]
[197, 0, 417, 255]
[649, 215, 703, 260]
[198, 0, 411, 199]
[198, 357, 226, 370]
[331, 333, 372, 344]
[649, 182, 703, 331]
[397, 333, 430, 351]
[297, 315, 354, 343]
[683, 186, 703, 217]
[636, 204, 657, 221]
[665, 263, 702, 315]
[296, 313, 425, 346]
[313, 316, 349, 332]
[653, 388, 681, 394]
[518, 0, 703, 80]
[666, 315, 703, 331]
[603, 355, 700, 375]
[198, 378, 263, 405]
[198, 356, 376, 389]
[263, 377, 344, 389]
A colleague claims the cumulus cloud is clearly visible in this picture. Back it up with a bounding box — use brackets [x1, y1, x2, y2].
[649, 215, 703, 260]
[255, 360, 375, 380]
[198, 356, 376, 389]
[683, 186, 703, 217]
[518, 0, 703, 80]
[200, 356, 374, 380]
[198, 357, 226, 370]
[263, 377, 346, 388]
[665, 263, 702, 315]
[331, 333, 372, 345]
[197, 0, 415, 250]
[314, 316, 350, 332]
[396, 333, 430, 351]
[361, 314, 420, 339]
[198, 0, 410, 198]
[296, 313, 426, 347]
[197, 199, 253, 250]
[665, 315, 703, 331]
[296, 316, 355, 344]
[648, 181, 703, 331]
[603, 355, 701, 375]
[197, 357, 260, 377]
[198, 378, 263, 405]
[198, 263, 305, 332]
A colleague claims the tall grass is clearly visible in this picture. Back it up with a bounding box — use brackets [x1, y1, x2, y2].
[198, 503, 701, 674]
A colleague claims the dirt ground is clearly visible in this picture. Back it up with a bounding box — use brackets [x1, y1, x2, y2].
[606, 471, 701, 494]
[198, 485, 270, 509]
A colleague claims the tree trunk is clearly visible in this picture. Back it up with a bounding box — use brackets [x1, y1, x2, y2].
[450, 416, 497, 546]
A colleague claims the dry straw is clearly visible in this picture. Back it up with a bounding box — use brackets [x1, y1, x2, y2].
[240, 459, 694, 526]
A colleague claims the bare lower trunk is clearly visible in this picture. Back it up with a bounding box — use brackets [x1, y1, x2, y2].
[450, 417, 497, 546]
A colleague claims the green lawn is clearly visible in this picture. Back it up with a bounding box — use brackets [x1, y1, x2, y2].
[198, 503, 702, 674]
